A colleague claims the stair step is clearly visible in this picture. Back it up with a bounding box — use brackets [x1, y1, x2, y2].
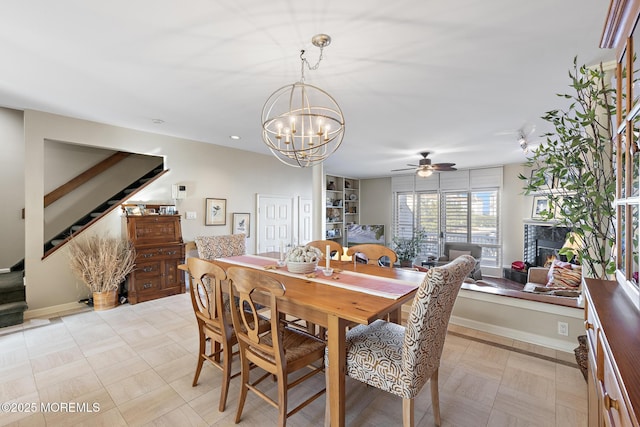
[107, 200, 119, 205]
[90, 212, 102, 218]
[139, 178, 151, 183]
[70, 225, 83, 232]
[51, 239, 65, 246]
[0, 301, 28, 328]
[0, 271, 24, 291]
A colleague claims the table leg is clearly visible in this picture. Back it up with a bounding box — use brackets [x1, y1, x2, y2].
[327, 314, 347, 427]
[387, 306, 402, 324]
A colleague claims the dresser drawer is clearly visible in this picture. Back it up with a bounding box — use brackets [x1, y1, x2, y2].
[132, 276, 162, 293]
[133, 262, 161, 278]
[136, 245, 183, 261]
[585, 297, 598, 361]
[602, 347, 633, 427]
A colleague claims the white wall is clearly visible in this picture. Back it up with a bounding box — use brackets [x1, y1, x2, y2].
[502, 163, 529, 267]
[0, 108, 25, 268]
[359, 177, 393, 245]
[24, 110, 313, 311]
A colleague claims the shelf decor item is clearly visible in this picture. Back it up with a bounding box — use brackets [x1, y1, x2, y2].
[284, 245, 322, 274]
[67, 233, 136, 310]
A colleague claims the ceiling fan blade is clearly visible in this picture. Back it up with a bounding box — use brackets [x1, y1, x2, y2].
[433, 162, 455, 167]
[391, 167, 416, 172]
[432, 165, 457, 171]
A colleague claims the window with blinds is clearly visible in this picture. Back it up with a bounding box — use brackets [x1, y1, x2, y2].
[392, 168, 502, 267]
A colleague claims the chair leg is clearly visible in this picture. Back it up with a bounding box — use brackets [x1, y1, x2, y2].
[192, 332, 206, 387]
[219, 341, 233, 412]
[430, 369, 441, 427]
[402, 398, 414, 427]
[278, 371, 287, 427]
[324, 366, 330, 427]
[235, 353, 250, 424]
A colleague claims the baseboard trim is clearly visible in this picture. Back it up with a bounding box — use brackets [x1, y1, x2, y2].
[450, 315, 578, 353]
[24, 301, 88, 320]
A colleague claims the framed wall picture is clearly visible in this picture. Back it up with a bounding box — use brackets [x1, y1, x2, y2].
[232, 213, 250, 237]
[205, 198, 227, 226]
[532, 195, 550, 219]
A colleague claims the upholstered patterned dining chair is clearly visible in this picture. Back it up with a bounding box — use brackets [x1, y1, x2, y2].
[194, 234, 246, 260]
[346, 243, 398, 267]
[328, 255, 475, 427]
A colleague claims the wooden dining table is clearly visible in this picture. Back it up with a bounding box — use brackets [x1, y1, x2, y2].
[210, 252, 426, 427]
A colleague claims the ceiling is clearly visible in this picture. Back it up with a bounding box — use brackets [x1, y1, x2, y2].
[1, 1, 614, 179]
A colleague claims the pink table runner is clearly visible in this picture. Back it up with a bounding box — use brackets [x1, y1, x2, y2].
[219, 254, 420, 299]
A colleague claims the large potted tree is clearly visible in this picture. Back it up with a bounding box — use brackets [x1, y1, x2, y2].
[520, 58, 616, 279]
[68, 233, 136, 310]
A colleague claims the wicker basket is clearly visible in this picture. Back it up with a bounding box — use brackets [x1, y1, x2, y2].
[286, 261, 318, 274]
[93, 290, 118, 311]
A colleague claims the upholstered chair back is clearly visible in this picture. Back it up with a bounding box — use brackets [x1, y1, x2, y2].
[195, 234, 246, 260]
[402, 255, 475, 397]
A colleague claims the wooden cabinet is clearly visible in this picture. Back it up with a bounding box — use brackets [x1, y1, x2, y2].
[125, 214, 185, 304]
[324, 174, 360, 247]
[583, 279, 640, 427]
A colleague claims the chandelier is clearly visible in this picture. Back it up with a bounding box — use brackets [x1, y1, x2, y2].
[261, 34, 345, 168]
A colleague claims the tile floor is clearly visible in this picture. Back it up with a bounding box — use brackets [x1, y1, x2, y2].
[0, 293, 587, 426]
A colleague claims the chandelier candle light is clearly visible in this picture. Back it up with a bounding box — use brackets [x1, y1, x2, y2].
[261, 34, 345, 168]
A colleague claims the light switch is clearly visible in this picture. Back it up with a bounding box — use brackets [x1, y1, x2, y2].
[186, 211, 197, 220]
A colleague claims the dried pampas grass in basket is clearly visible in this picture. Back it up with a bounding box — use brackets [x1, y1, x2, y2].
[68, 233, 136, 294]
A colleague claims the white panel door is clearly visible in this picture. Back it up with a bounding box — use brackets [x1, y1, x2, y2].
[257, 194, 294, 254]
[298, 197, 312, 245]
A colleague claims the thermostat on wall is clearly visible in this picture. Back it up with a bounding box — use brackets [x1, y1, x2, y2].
[172, 184, 187, 199]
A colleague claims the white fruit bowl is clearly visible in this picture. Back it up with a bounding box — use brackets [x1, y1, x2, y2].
[286, 261, 318, 274]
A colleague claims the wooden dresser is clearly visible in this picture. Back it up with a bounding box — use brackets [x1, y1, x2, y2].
[125, 214, 185, 304]
[584, 278, 640, 426]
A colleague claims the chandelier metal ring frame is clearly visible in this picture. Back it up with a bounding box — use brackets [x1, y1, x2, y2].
[261, 34, 345, 168]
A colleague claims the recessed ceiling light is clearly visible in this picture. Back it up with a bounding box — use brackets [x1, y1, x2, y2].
[230, 135, 241, 140]
[152, 119, 164, 124]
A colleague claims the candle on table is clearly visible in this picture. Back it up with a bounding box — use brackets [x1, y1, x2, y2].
[325, 245, 330, 269]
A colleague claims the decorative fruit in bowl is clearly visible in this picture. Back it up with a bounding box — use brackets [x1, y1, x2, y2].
[285, 245, 322, 274]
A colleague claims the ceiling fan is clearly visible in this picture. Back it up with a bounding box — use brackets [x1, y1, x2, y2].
[496, 123, 537, 154]
[391, 151, 457, 177]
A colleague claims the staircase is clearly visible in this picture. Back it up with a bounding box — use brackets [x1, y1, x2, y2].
[44, 162, 165, 256]
[0, 159, 166, 328]
[0, 270, 27, 328]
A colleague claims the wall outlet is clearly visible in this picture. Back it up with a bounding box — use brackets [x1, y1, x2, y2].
[557, 321, 569, 336]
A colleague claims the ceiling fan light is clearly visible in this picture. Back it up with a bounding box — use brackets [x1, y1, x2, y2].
[416, 167, 433, 178]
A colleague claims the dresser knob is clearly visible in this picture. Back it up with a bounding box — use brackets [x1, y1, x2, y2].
[143, 283, 153, 289]
[604, 393, 619, 411]
[584, 321, 593, 330]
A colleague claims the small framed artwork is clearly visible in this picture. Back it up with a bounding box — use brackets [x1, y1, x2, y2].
[205, 198, 226, 226]
[232, 213, 250, 237]
[125, 205, 142, 216]
[159, 205, 176, 215]
[532, 195, 550, 219]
